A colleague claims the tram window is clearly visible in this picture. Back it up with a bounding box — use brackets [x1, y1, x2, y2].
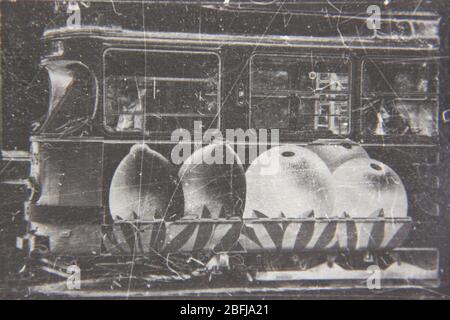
[41, 63, 95, 135]
[362, 59, 438, 137]
[104, 51, 219, 134]
[250, 55, 350, 135]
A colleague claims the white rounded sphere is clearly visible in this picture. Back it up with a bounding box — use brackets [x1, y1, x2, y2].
[332, 158, 408, 218]
[244, 145, 334, 219]
[307, 140, 369, 172]
[179, 142, 246, 219]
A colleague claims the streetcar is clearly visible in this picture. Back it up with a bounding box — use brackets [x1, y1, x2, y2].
[1, 0, 449, 293]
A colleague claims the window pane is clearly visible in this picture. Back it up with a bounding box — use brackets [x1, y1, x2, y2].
[362, 99, 438, 137]
[42, 63, 94, 134]
[294, 97, 350, 134]
[252, 59, 289, 91]
[104, 51, 219, 134]
[362, 59, 439, 137]
[362, 60, 438, 95]
[251, 97, 290, 129]
[297, 59, 349, 94]
[250, 55, 350, 135]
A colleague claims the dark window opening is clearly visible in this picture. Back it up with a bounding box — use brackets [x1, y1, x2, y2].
[361, 59, 438, 137]
[250, 55, 350, 136]
[41, 62, 95, 135]
[104, 50, 220, 135]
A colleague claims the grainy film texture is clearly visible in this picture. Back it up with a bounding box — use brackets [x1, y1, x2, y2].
[0, 0, 449, 299]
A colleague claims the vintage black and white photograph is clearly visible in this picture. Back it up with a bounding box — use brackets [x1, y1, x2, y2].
[0, 0, 449, 300]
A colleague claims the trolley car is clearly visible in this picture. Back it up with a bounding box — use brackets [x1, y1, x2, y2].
[2, 1, 449, 293]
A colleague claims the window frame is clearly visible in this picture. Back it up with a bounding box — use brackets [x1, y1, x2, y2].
[360, 56, 440, 138]
[102, 48, 222, 137]
[39, 60, 99, 136]
[249, 53, 353, 138]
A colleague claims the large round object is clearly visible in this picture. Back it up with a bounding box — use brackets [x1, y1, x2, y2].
[332, 158, 407, 218]
[109, 144, 182, 221]
[307, 140, 369, 172]
[178, 142, 246, 219]
[244, 145, 334, 219]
